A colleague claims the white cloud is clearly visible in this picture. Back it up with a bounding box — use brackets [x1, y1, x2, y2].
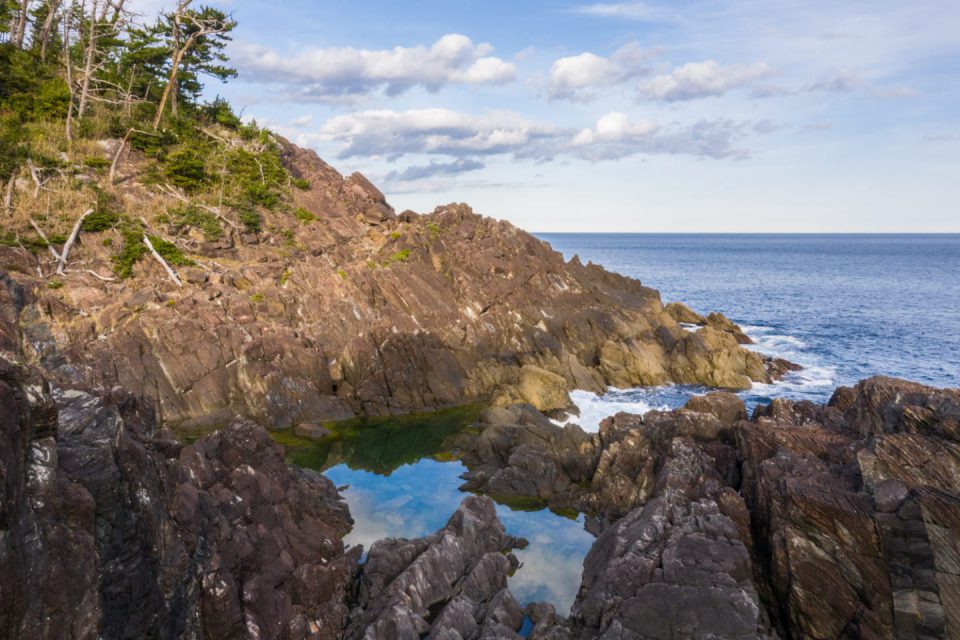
[315, 108, 761, 164]
[573, 2, 672, 21]
[641, 60, 771, 101]
[548, 42, 655, 101]
[317, 108, 560, 159]
[572, 112, 657, 145]
[231, 34, 516, 101]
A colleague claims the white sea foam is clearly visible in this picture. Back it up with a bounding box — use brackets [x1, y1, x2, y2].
[553, 389, 668, 432]
[557, 324, 839, 428]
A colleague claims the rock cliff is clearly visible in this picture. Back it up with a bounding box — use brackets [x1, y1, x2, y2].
[3, 137, 784, 429]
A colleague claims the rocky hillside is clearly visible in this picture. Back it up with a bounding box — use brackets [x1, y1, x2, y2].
[4, 258, 958, 639]
[3, 132, 787, 429]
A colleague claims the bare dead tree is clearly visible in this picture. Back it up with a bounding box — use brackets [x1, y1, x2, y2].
[28, 218, 63, 265]
[3, 174, 16, 215]
[108, 128, 155, 184]
[56, 208, 93, 275]
[75, 0, 101, 122]
[63, 4, 75, 144]
[143, 234, 183, 286]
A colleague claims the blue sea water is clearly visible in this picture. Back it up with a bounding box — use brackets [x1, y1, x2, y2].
[538, 233, 960, 425]
[316, 234, 960, 618]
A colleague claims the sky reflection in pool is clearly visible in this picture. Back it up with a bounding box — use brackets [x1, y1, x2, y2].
[325, 459, 594, 615]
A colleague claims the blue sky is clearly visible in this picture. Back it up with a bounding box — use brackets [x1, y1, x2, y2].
[137, 1, 960, 231]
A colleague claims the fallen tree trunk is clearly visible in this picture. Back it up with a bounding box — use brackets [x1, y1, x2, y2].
[143, 234, 183, 286]
[57, 209, 94, 275]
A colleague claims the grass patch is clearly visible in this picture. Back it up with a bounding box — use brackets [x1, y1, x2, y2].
[384, 249, 411, 265]
[250, 292, 265, 303]
[292, 177, 310, 190]
[293, 207, 315, 223]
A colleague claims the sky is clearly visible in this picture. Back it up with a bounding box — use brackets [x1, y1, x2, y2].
[134, 0, 960, 232]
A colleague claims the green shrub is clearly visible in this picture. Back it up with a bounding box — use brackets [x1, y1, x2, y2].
[390, 231, 401, 240]
[148, 235, 194, 267]
[427, 222, 442, 238]
[164, 148, 208, 191]
[83, 157, 110, 169]
[250, 292, 265, 303]
[238, 208, 262, 233]
[47, 279, 63, 289]
[114, 224, 148, 278]
[81, 210, 120, 232]
[202, 96, 241, 129]
[292, 177, 310, 190]
[243, 181, 280, 209]
[169, 204, 222, 240]
[293, 207, 315, 223]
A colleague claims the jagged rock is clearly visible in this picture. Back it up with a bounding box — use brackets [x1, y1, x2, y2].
[706, 311, 754, 344]
[0, 291, 359, 640]
[346, 496, 526, 640]
[665, 301, 706, 325]
[461, 377, 960, 640]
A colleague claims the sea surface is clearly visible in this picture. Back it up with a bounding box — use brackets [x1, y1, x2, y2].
[539, 233, 960, 427]
[283, 234, 960, 619]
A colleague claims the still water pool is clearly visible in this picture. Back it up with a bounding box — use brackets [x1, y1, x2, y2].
[272, 407, 594, 615]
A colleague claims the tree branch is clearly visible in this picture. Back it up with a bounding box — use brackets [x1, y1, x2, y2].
[57, 209, 94, 275]
[143, 234, 183, 286]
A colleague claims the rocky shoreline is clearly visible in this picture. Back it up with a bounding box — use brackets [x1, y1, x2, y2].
[2, 138, 958, 639]
[3, 262, 959, 638]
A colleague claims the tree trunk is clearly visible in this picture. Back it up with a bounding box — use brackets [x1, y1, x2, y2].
[63, 5, 74, 143]
[152, 46, 188, 129]
[38, 0, 62, 60]
[76, 0, 100, 122]
[56, 208, 93, 275]
[143, 235, 183, 286]
[12, 0, 31, 48]
[3, 174, 15, 215]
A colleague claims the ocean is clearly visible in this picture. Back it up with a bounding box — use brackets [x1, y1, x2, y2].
[538, 233, 960, 427]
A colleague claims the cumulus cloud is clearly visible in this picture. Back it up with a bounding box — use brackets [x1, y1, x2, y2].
[231, 34, 516, 101]
[641, 60, 771, 101]
[570, 112, 754, 160]
[317, 108, 762, 164]
[318, 108, 561, 160]
[548, 42, 656, 101]
[572, 112, 657, 145]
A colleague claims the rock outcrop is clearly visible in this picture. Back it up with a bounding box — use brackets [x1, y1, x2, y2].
[2, 138, 787, 429]
[461, 378, 960, 639]
[347, 496, 528, 640]
[0, 279, 359, 639]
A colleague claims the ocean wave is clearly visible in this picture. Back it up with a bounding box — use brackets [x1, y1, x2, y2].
[553, 389, 669, 432]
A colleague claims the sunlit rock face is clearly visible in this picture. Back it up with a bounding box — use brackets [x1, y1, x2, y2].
[3, 137, 785, 430]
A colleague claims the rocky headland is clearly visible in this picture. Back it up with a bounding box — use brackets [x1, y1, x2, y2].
[3, 136, 959, 640]
[2, 133, 786, 430]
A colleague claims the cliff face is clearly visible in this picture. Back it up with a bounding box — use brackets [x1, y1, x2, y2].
[3, 137, 780, 428]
